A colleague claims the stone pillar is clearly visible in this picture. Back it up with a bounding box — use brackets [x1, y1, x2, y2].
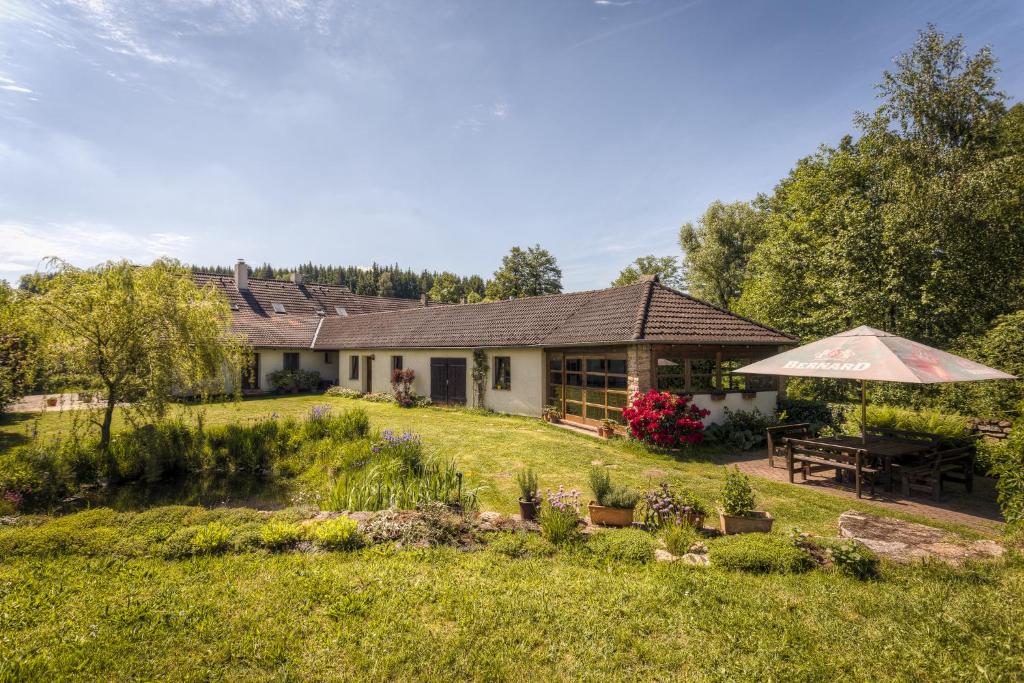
[627, 344, 654, 397]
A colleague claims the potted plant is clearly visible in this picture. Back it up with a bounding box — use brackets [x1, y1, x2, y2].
[45, 396, 58, 407]
[597, 418, 616, 439]
[718, 466, 773, 534]
[516, 468, 541, 521]
[587, 467, 641, 527]
[710, 390, 727, 402]
[542, 404, 562, 424]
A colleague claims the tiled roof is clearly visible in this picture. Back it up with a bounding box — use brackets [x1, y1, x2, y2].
[192, 272, 423, 348]
[312, 278, 795, 350]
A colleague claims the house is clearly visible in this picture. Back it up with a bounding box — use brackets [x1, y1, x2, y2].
[200, 260, 796, 429]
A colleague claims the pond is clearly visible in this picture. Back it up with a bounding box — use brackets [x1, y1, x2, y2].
[72, 472, 296, 513]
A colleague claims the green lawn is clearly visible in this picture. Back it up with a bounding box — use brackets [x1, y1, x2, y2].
[1, 396, 1021, 681]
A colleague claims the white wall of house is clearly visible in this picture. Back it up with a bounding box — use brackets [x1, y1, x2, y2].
[333, 347, 545, 417]
[691, 390, 778, 425]
[255, 349, 340, 389]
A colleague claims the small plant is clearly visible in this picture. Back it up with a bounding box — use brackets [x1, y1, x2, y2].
[539, 486, 581, 544]
[311, 516, 363, 550]
[515, 468, 540, 503]
[662, 522, 701, 557]
[709, 533, 814, 573]
[589, 466, 639, 509]
[827, 539, 881, 580]
[190, 522, 232, 555]
[542, 404, 562, 422]
[720, 466, 756, 517]
[639, 483, 707, 530]
[325, 386, 364, 399]
[489, 531, 556, 559]
[259, 520, 304, 551]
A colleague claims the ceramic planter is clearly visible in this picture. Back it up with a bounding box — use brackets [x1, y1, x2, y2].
[719, 510, 774, 534]
[597, 426, 614, 439]
[518, 498, 540, 522]
[588, 502, 634, 527]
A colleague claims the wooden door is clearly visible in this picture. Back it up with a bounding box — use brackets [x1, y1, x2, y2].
[364, 356, 373, 393]
[430, 358, 467, 405]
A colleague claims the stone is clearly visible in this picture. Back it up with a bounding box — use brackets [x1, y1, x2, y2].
[655, 548, 677, 562]
[838, 510, 1004, 565]
[680, 553, 710, 566]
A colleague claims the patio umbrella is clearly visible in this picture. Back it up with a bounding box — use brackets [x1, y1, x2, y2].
[734, 325, 1015, 442]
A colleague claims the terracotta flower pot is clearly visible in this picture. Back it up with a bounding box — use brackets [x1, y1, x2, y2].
[588, 502, 634, 527]
[710, 392, 726, 402]
[518, 498, 539, 522]
[741, 391, 758, 399]
[597, 426, 613, 439]
[45, 397, 58, 407]
[719, 510, 774, 535]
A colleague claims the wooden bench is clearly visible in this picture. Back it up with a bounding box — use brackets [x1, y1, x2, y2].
[894, 445, 975, 500]
[765, 423, 812, 469]
[785, 439, 880, 498]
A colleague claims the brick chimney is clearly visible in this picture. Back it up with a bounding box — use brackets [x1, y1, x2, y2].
[234, 259, 249, 290]
[290, 272, 303, 285]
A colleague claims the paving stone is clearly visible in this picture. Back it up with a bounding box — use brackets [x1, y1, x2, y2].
[838, 510, 1004, 565]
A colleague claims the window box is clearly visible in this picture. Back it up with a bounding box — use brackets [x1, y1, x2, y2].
[709, 391, 727, 401]
[741, 391, 758, 399]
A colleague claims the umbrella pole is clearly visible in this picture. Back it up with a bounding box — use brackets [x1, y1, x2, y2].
[861, 379, 867, 444]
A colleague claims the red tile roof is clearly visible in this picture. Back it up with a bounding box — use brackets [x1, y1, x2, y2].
[312, 277, 795, 350]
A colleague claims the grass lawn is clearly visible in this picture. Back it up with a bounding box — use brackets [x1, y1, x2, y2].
[2, 395, 1021, 681]
[0, 394, 997, 537]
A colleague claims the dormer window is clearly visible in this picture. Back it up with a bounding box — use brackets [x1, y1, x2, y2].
[335, 306, 348, 316]
[272, 302, 286, 314]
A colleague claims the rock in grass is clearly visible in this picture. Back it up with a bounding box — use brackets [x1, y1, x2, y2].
[838, 511, 1004, 565]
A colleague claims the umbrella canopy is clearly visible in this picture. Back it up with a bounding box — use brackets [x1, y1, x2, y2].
[735, 325, 1014, 383]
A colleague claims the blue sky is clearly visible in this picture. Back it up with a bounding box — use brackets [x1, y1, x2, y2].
[1, 0, 1022, 290]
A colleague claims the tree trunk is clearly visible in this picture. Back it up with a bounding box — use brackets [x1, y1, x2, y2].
[99, 395, 116, 452]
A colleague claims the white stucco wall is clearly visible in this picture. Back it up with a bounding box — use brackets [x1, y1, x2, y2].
[334, 347, 545, 417]
[254, 349, 340, 389]
[691, 391, 779, 425]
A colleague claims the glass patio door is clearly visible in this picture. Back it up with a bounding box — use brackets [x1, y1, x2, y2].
[549, 353, 628, 426]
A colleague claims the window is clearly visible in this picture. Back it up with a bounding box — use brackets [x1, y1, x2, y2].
[283, 352, 299, 371]
[324, 352, 332, 364]
[493, 356, 511, 390]
[272, 302, 286, 314]
[391, 355, 403, 372]
[335, 306, 348, 316]
[655, 352, 778, 394]
[349, 355, 359, 380]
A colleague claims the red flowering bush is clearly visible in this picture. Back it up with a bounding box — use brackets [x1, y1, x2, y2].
[622, 390, 710, 448]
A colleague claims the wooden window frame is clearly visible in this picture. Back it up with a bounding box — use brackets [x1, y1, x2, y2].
[493, 356, 511, 391]
[349, 355, 359, 380]
[283, 352, 300, 371]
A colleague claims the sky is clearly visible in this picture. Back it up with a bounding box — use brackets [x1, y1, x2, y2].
[1, 1, 1023, 291]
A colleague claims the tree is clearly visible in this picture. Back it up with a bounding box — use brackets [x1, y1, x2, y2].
[376, 270, 396, 298]
[0, 281, 37, 415]
[679, 201, 766, 309]
[485, 245, 562, 300]
[611, 256, 682, 289]
[428, 272, 464, 304]
[30, 259, 245, 451]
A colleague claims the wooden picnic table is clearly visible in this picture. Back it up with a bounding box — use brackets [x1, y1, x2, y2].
[806, 434, 936, 491]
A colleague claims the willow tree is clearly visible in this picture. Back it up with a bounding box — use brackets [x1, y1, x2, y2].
[30, 259, 245, 450]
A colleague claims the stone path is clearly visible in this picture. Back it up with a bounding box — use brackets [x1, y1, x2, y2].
[838, 510, 1004, 564]
[730, 452, 1003, 534]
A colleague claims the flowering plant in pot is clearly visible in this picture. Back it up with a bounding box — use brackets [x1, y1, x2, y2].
[597, 418, 616, 439]
[718, 466, 773, 534]
[587, 467, 641, 527]
[542, 404, 562, 424]
[622, 390, 710, 448]
[639, 483, 708, 530]
[515, 468, 541, 521]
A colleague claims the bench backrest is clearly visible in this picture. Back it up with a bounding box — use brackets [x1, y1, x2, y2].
[766, 423, 811, 451]
[786, 438, 869, 464]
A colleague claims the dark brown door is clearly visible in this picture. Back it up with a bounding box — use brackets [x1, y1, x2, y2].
[364, 356, 373, 393]
[430, 358, 467, 405]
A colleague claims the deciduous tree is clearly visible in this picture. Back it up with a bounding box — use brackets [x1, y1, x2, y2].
[679, 201, 766, 309]
[611, 256, 682, 289]
[485, 245, 562, 300]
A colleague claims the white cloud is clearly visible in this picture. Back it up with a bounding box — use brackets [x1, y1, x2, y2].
[0, 222, 193, 278]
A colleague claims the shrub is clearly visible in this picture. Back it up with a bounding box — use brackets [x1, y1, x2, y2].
[325, 386, 364, 399]
[588, 466, 639, 509]
[662, 522, 701, 556]
[0, 440, 76, 510]
[705, 407, 778, 450]
[294, 369, 321, 392]
[992, 428, 1024, 528]
[301, 406, 370, 443]
[826, 539, 881, 580]
[190, 521, 232, 555]
[515, 468, 539, 503]
[720, 467, 756, 517]
[586, 529, 656, 563]
[109, 419, 205, 483]
[622, 390, 709, 448]
[362, 392, 398, 404]
[390, 368, 417, 407]
[311, 516, 363, 550]
[489, 531, 556, 559]
[539, 486, 581, 544]
[778, 398, 848, 433]
[259, 520, 304, 550]
[267, 369, 321, 393]
[844, 405, 973, 446]
[710, 534, 814, 573]
[639, 483, 708, 530]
